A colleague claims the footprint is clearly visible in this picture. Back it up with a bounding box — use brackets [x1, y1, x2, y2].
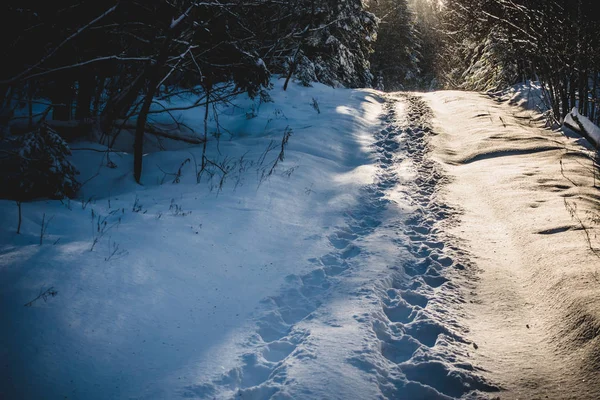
[409, 235, 426, 243]
[323, 263, 349, 276]
[405, 320, 449, 348]
[403, 260, 429, 277]
[384, 300, 415, 324]
[432, 255, 453, 267]
[423, 241, 444, 250]
[262, 340, 296, 363]
[412, 245, 432, 259]
[301, 268, 328, 286]
[400, 381, 453, 400]
[328, 235, 350, 249]
[257, 311, 291, 343]
[341, 245, 361, 259]
[380, 335, 421, 364]
[336, 229, 358, 241]
[422, 275, 449, 288]
[238, 353, 275, 388]
[412, 225, 430, 235]
[402, 361, 499, 398]
[399, 290, 429, 308]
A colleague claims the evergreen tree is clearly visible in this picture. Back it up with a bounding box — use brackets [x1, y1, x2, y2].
[368, 0, 420, 91]
[259, 0, 378, 88]
[441, 0, 600, 124]
[408, 0, 443, 89]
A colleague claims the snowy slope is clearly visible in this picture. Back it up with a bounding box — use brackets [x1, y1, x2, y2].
[564, 107, 600, 149]
[0, 81, 382, 399]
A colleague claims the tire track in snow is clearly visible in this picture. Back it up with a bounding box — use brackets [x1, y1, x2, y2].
[184, 94, 500, 399]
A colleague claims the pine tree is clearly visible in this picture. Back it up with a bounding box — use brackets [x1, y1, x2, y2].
[368, 0, 420, 91]
[266, 0, 378, 88]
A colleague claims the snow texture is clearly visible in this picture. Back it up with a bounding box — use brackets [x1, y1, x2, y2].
[2, 80, 598, 400]
[426, 90, 600, 399]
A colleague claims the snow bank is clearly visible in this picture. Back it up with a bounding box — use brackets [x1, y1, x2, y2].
[564, 107, 600, 149]
[487, 80, 549, 113]
[0, 80, 383, 399]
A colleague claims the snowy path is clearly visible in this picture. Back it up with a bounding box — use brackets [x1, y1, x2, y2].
[3, 86, 599, 400]
[189, 95, 498, 399]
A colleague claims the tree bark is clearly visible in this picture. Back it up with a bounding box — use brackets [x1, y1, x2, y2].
[134, 27, 179, 183]
[75, 73, 95, 120]
[51, 77, 74, 121]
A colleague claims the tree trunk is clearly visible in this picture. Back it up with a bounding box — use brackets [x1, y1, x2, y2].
[52, 77, 74, 121]
[569, 75, 576, 116]
[591, 71, 598, 123]
[102, 71, 146, 128]
[560, 76, 570, 118]
[283, 44, 302, 91]
[75, 73, 95, 120]
[134, 29, 177, 183]
[92, 75, 106, 117]
[16, 201, 22, 234]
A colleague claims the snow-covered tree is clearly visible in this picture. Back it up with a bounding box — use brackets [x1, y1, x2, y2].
[367, 0, 420, 91]
[0, 124, 80, 201]
[441, 0, 600, 124]
[258, 0, 377, 88]
[408, 0, 443, 89]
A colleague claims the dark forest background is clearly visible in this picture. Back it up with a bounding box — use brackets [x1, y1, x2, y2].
[1, 0, 599, 189]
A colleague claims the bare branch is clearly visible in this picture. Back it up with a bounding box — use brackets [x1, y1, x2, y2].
[2, 4, 119, 85]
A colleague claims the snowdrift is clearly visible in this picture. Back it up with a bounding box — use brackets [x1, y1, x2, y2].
[0, 80, 383, 399]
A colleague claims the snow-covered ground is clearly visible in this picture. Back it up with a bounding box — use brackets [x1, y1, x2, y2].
[2, 81, 600, 399]
[0, 81, 381, 399]
[426, 90, 600, 399]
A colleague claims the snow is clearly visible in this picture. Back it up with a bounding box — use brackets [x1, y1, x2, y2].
[564, 107, 600, 148]
[426, 90, 600, 399]
[489, 80, 600, 149]
[3, 80, 599, 399]
[1, 81, 388, 399]
[488, 80, 549, 113]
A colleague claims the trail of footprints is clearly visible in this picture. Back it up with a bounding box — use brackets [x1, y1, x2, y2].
[349, 95, 499, 399]
[190, 95, 499, 399]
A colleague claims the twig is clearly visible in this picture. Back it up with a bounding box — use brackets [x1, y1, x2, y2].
[16, 201, 22, 234]
[105, 237, 128, 262]
[564, 199, 600, 258]
[39, 213, 54, 245]
[559, 158, 578, 187]
[24, 286, 58, 307]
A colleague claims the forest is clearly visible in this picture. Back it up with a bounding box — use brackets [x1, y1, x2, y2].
[2, 0, 599, 193]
